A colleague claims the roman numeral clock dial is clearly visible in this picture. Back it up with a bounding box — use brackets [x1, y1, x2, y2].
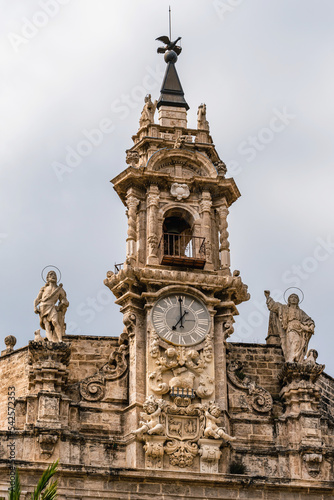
[151, 293, 211, 346]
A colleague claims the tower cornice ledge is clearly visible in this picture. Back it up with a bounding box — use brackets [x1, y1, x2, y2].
[104, 265, 249, 309]
[111, 167, 240, 207]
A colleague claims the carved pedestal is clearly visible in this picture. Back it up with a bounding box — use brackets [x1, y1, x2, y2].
[278, 362, 325, 479]
[24, 341, 71, 457]
[199, 438, 222, 473]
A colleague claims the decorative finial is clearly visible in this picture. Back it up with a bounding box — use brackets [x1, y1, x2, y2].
[156, 7, 182, 63]
[156, 36, 182, 63]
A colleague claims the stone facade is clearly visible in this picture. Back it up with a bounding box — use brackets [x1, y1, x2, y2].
[1, 44, 334, 499]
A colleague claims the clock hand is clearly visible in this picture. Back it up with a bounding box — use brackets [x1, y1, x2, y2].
[172, 310, 188, 330]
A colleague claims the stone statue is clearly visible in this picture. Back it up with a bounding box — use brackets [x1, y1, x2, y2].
[34, 271, 69, 342]
[197, 103, 209, 131]
[204, 404, 236, 441]
[139, 94, 157, 127]
[264, 291, 315, 363]
[132, 396, 165, 439]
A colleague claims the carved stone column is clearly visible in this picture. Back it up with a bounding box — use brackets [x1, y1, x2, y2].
[146, 185, 160, 265]
[200, 191, 213, 270]
[126, 190, 140, 264]
[216, 200, 230, 274]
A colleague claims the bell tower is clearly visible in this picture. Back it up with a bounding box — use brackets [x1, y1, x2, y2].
[104, 37, 250, 472]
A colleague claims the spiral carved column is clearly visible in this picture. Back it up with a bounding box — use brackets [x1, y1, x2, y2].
[126, 191, 140, 264]
[146, 185, 160, 265]
[200, 191, 213, 269]
[216, 200, 230, 273]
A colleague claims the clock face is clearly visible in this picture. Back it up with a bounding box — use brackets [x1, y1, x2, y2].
[151, 293, 211, 346]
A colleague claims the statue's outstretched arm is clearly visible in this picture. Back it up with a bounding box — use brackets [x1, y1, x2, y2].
[264, 290, 280, 313]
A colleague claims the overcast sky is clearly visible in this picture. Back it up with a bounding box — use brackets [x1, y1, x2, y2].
[1, 0, 334, 375]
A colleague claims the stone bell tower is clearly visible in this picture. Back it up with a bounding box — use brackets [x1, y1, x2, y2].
[104, 37, 250, 472]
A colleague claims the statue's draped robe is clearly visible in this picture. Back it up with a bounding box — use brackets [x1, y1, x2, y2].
[35, 284, 68, 334]
[266, 297, 314, 362]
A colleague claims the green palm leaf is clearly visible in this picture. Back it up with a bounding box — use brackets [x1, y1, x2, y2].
[30, 461, 58, 500]
[40, 480, 58, 500]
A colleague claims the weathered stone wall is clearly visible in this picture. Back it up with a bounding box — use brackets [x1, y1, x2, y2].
[226, 342, 284, 397]
[0, 347, 29, 431]
[0, 467, 334, 499]
[317, 372, 334, 421]
[64, 334, 120, 382]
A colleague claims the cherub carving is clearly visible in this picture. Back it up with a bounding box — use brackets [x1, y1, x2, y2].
[204, 404, 236, 441]
[132, 396, 165, 439]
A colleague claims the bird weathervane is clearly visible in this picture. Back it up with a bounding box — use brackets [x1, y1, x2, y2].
[156, 6, 182, 61]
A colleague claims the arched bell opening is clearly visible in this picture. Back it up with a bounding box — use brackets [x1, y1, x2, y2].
[159, 208, 206, 269]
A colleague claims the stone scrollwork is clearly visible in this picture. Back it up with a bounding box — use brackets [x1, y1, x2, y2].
[223, 320, 234, 340]
[79, 372, 106, 402]
[227, 361, 273, 413]
[79, 338, 129, 402]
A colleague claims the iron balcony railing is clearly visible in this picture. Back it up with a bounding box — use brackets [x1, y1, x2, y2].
[158, 233, 206, 269]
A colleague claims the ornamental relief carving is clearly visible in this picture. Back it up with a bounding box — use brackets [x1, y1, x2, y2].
[78, 338, 129, 402]
[148, 330, 214, 399]
[227, 361, 273, 413]
[132, 396, 235, 469]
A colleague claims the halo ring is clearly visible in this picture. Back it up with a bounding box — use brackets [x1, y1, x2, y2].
[283, 287, 304, 304]
[41, 266, 61, 284]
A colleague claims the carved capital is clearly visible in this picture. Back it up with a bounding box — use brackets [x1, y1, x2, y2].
[126, 195, 140, 211]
